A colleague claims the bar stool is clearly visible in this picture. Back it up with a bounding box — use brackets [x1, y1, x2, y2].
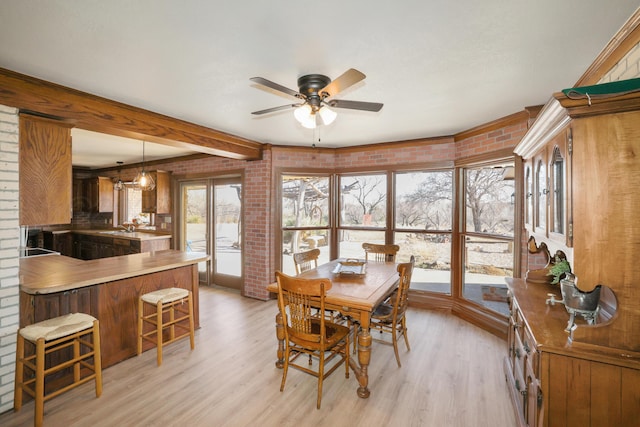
[14, 313, 102, 427]
[137, 287, 195, 366]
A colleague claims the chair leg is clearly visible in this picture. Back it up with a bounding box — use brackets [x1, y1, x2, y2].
[317, 351, 324, 409]
[392, 324, 401, 368]
[13, 332, 24, 411]
[280, 347, 289, 392]
[93, 320, 103, 397]
[402, 317, 411, 351]
[344, 336, 350, 379]
[156, 300, 163, 366]
[34, 338, 45, 427]
[188, 293, 195, 350]
[137, 297, 144, 356]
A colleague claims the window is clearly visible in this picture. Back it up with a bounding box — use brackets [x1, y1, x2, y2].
[122, 185, 150, 225]
[280, 174, 331, 275]
[461, 163, 515, 315]
[338, 173, 387, 258]
[394, 170, 453, 293]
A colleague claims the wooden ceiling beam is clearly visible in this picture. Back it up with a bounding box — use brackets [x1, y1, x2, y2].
[0, 67, 263, 160]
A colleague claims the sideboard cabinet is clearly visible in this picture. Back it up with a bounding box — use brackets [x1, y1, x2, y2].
[510, 87, 640, 426]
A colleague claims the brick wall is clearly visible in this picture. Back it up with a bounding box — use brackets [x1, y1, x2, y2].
[599, 40, 640, 82]
[0, 104, 19, 414]
[456, 121, 529, 159]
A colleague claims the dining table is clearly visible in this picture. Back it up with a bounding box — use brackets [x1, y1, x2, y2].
[266, 258, 400, 399]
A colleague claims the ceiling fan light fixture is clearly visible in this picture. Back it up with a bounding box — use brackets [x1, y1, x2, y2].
[294, 104, 317, 129]
[318, 105, 337, 125]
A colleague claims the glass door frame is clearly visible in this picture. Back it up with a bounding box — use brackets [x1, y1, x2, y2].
[177, 175, 244, 290]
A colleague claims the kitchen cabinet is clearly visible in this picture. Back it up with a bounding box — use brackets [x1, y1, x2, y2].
[85, 176, 114, 212]
[71, 232, 171, 260]
[142, 170, 171, 214]
[42, 231, 72, 256]
[19, 114, 73, 225]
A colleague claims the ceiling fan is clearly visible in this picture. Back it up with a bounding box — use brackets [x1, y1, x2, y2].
[250, 68, 383, 129]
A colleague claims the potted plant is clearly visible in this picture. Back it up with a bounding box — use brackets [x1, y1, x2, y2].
[547, 256, 571, 285]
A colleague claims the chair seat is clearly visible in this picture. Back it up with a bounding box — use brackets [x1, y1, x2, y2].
[141, 287, 189, 304]
[19, 312, 97, 342]
[372, 303, 393, 322]
[290, 320, 350, 348]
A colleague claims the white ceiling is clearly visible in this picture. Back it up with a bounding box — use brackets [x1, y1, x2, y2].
[1, 1, 638, 169]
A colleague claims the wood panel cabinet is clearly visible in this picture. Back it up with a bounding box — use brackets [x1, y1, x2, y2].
[513, 88, 640, 426]
[19, 114, 73, 225]
[505, 278, 640, 427]
[85, 176, 114, 212]
[71, 232, 171, 260]
[42, 231, 73, 256]
[142, 170, 171, 214]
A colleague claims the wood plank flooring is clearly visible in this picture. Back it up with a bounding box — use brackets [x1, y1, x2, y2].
[0, 285, 517, 427]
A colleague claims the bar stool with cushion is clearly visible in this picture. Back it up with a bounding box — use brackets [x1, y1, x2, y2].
[137, 287, 195, 366]
[14, 312, 102, 427]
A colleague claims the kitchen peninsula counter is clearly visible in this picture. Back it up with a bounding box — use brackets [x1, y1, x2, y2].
[19, 250, 209, 368]
[19, 249, 206, 294]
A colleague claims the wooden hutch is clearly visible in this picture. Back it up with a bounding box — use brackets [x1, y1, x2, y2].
[504, 82, 640, 427]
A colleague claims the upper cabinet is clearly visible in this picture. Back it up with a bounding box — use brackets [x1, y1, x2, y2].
[19, 114, 73, 225]
[522, 123, 572, 247]
[142, 170, 171, 214]
[85, 176, 114, 213]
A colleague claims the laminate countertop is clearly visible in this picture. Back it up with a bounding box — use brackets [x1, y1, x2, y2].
[19, 250, 209, 295]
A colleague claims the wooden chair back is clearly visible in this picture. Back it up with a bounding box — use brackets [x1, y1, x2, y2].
[275, 271, 331, 347]
[393, 256, 415, 320]
[293, 248, 320, 275]
[362, 243, 400, 262]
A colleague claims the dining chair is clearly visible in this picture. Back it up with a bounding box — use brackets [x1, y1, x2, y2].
[275, 271, 350, 409]
[370, 255, 415, 367]
[293, 248, 321, 275]
[362, 242, 400, 262]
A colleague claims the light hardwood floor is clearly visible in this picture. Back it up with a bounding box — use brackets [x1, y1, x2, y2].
[1, 286, 517, 427]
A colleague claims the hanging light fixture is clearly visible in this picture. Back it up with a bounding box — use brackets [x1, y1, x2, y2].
[114, 161, 124, 191]
[318, 106, 336, 125]
[134, 141, 155, 191]
[294, 105, 337, 129]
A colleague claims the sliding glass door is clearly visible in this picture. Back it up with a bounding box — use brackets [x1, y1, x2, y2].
[179, 177, 243, 289]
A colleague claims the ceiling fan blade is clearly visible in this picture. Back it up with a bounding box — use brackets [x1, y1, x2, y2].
[250, 77, 302, 99]
[327, 99, 383, 112]
[251, 104, 301, 115]
[320, 68, 366, 98]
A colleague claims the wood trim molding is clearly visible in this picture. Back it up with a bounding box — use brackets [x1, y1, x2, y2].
[454, 110, 531, 142]
[513, 98, 570, 159]
[576, 8, 640, 86]
[0, 67, 263, 160]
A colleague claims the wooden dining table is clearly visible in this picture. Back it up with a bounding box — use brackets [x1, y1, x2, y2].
[266, 258, 400, 399]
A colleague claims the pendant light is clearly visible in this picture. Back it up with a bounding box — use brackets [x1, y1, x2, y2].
[134, 141, 155, 191]
[114, 161, 124, 191]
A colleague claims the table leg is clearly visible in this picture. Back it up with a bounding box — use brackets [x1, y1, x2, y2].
[275, 312, 285, 368]
[347, 314, 371, 398]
